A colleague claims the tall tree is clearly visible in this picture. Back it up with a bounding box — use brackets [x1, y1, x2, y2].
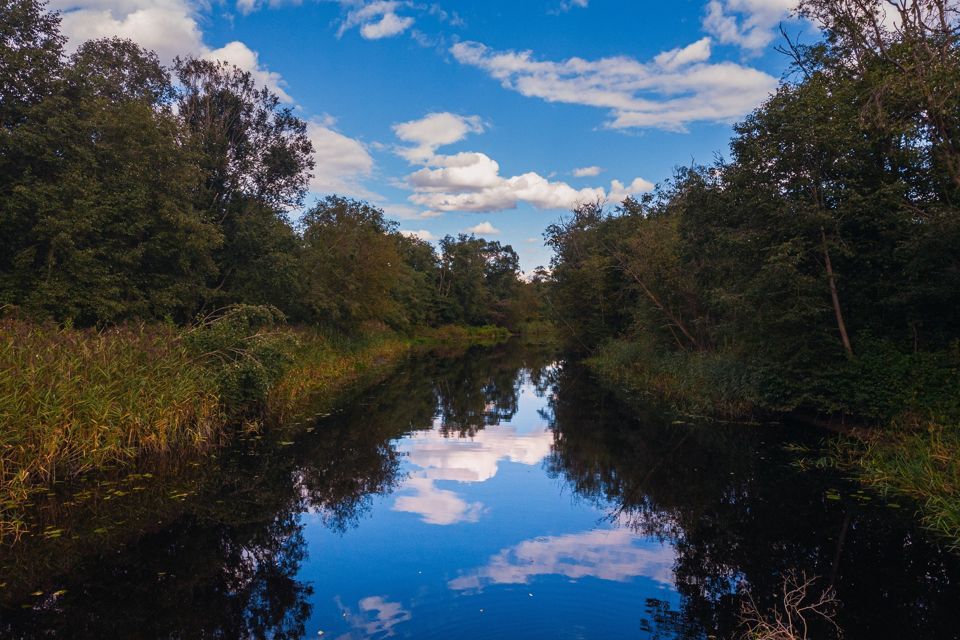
[175, 58, 313, 308]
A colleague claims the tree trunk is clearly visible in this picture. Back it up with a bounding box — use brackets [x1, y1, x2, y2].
[821, 227, 854, 358]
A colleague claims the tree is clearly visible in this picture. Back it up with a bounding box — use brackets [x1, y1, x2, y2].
[299, 197, 406, 330]
[436, 235, 523, 326]
[175, 57, 314, 310]
[0, 0, 64, 130]
[1, 37, 220, 323]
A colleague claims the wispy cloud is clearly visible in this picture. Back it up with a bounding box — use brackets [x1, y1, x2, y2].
[550, 0, 588, 14]
[450, 37, 777, 132]
[336, 1, 417, 40]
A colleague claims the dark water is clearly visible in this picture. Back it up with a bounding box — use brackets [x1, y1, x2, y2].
[2, 343, 960, 638]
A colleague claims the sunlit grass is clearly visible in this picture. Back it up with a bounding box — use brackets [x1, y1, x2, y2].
[0, 319, 223, 539]
[0, 318, 422, 543]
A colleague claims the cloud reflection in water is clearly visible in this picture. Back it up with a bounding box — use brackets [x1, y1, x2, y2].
[392, 419, 553, 525]
[448, 529, 676, 591]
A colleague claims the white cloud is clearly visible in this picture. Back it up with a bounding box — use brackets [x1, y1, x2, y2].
[703, 0, 798, 52]
[385, 203, 438, 220]
[52, 1, 295, 102]
[448, 529, 677, 591]
[450, 37, 778, 132]
[609, 177, 655, 202]
[361, 11, 415, 39]
[572, 166, 603, 178]
[306, 118, 375, 196]
[234, 0, 301, 14]
[393, 112, 485, 164]
[337, 1, 416, 40]
[551, 0, 588, 13]
[465, 221, 500, 235]
[337, 596, 412, 638]
[203, 41, 293, 102]
[393, 477, 485, 525]
[399, 229, 437, 241]
[54, 0, 204, 64]
[401, 149, 652, 215]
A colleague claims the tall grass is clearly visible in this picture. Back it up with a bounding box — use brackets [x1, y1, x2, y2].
[267, 328, 412, 423]
[853, 422, 960, 547]
[0, 319, 222, 540]
[587, 338, 760, 417]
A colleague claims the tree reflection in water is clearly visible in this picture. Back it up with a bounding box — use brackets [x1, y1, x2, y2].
[0, 343, 551, 638]
[2, 345, 958, 639]
[543, 362, 960, 640]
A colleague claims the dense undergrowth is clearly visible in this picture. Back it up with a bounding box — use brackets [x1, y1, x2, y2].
[0, 307, 511, 542]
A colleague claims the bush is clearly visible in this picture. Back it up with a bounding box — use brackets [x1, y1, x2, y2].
[184, 305, 297, 419]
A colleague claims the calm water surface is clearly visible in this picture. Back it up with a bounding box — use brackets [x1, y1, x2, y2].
[2, 343, 960, 638]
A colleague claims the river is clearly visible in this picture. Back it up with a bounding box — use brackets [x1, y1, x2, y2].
[2, 343, 959, 638]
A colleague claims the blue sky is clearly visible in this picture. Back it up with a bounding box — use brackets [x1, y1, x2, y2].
[51, 0, 810, 271]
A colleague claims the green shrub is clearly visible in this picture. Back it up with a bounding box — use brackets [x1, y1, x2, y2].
[184, 305, 297, 419]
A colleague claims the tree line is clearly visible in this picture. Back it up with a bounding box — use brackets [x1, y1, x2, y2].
[546, 0, 960, 420]
[0, 0, 538, 332]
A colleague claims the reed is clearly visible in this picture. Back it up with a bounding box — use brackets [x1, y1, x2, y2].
[0, 319, 222, 540]
[853, 422, 960, 547]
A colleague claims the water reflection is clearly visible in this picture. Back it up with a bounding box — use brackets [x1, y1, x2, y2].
[545, 362, 960, 639]
[1, 345, 959, 639]
[336, 595, 412, 639]
[449, 529, 676, 591]
[394, 419, 553, 525]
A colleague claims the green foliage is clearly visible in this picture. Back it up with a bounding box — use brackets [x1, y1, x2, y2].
[0, 2, 531, 334]
[185, 305, 295, 419]
[544, 0, 960, 542]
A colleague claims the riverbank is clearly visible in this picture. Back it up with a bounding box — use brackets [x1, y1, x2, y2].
[0, 312, 510, 543]
[585, 339, 960, 549]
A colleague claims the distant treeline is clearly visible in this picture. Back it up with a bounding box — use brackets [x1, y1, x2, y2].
[0, 0, 542, 331]
[547, 0, 960, 422]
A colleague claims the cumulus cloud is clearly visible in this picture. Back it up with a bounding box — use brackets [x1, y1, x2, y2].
[52, 0, 204, 63]
[572, 166, 603, 178]
[337, 1, 416, 40]
[399, 229, 437, 241]
[465, 221, 500, 235]
[702, 0, 798, 52]
[393, 112, 485, 164]
[52, 1, 295, 102]
[203, 41, 293, 102]
[393, 477, 485, 525]
[306, 117, 375, 196]
[403, 150, 652, 216]
[448, 529, 677, 591]
[450, 37, 778, 132]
